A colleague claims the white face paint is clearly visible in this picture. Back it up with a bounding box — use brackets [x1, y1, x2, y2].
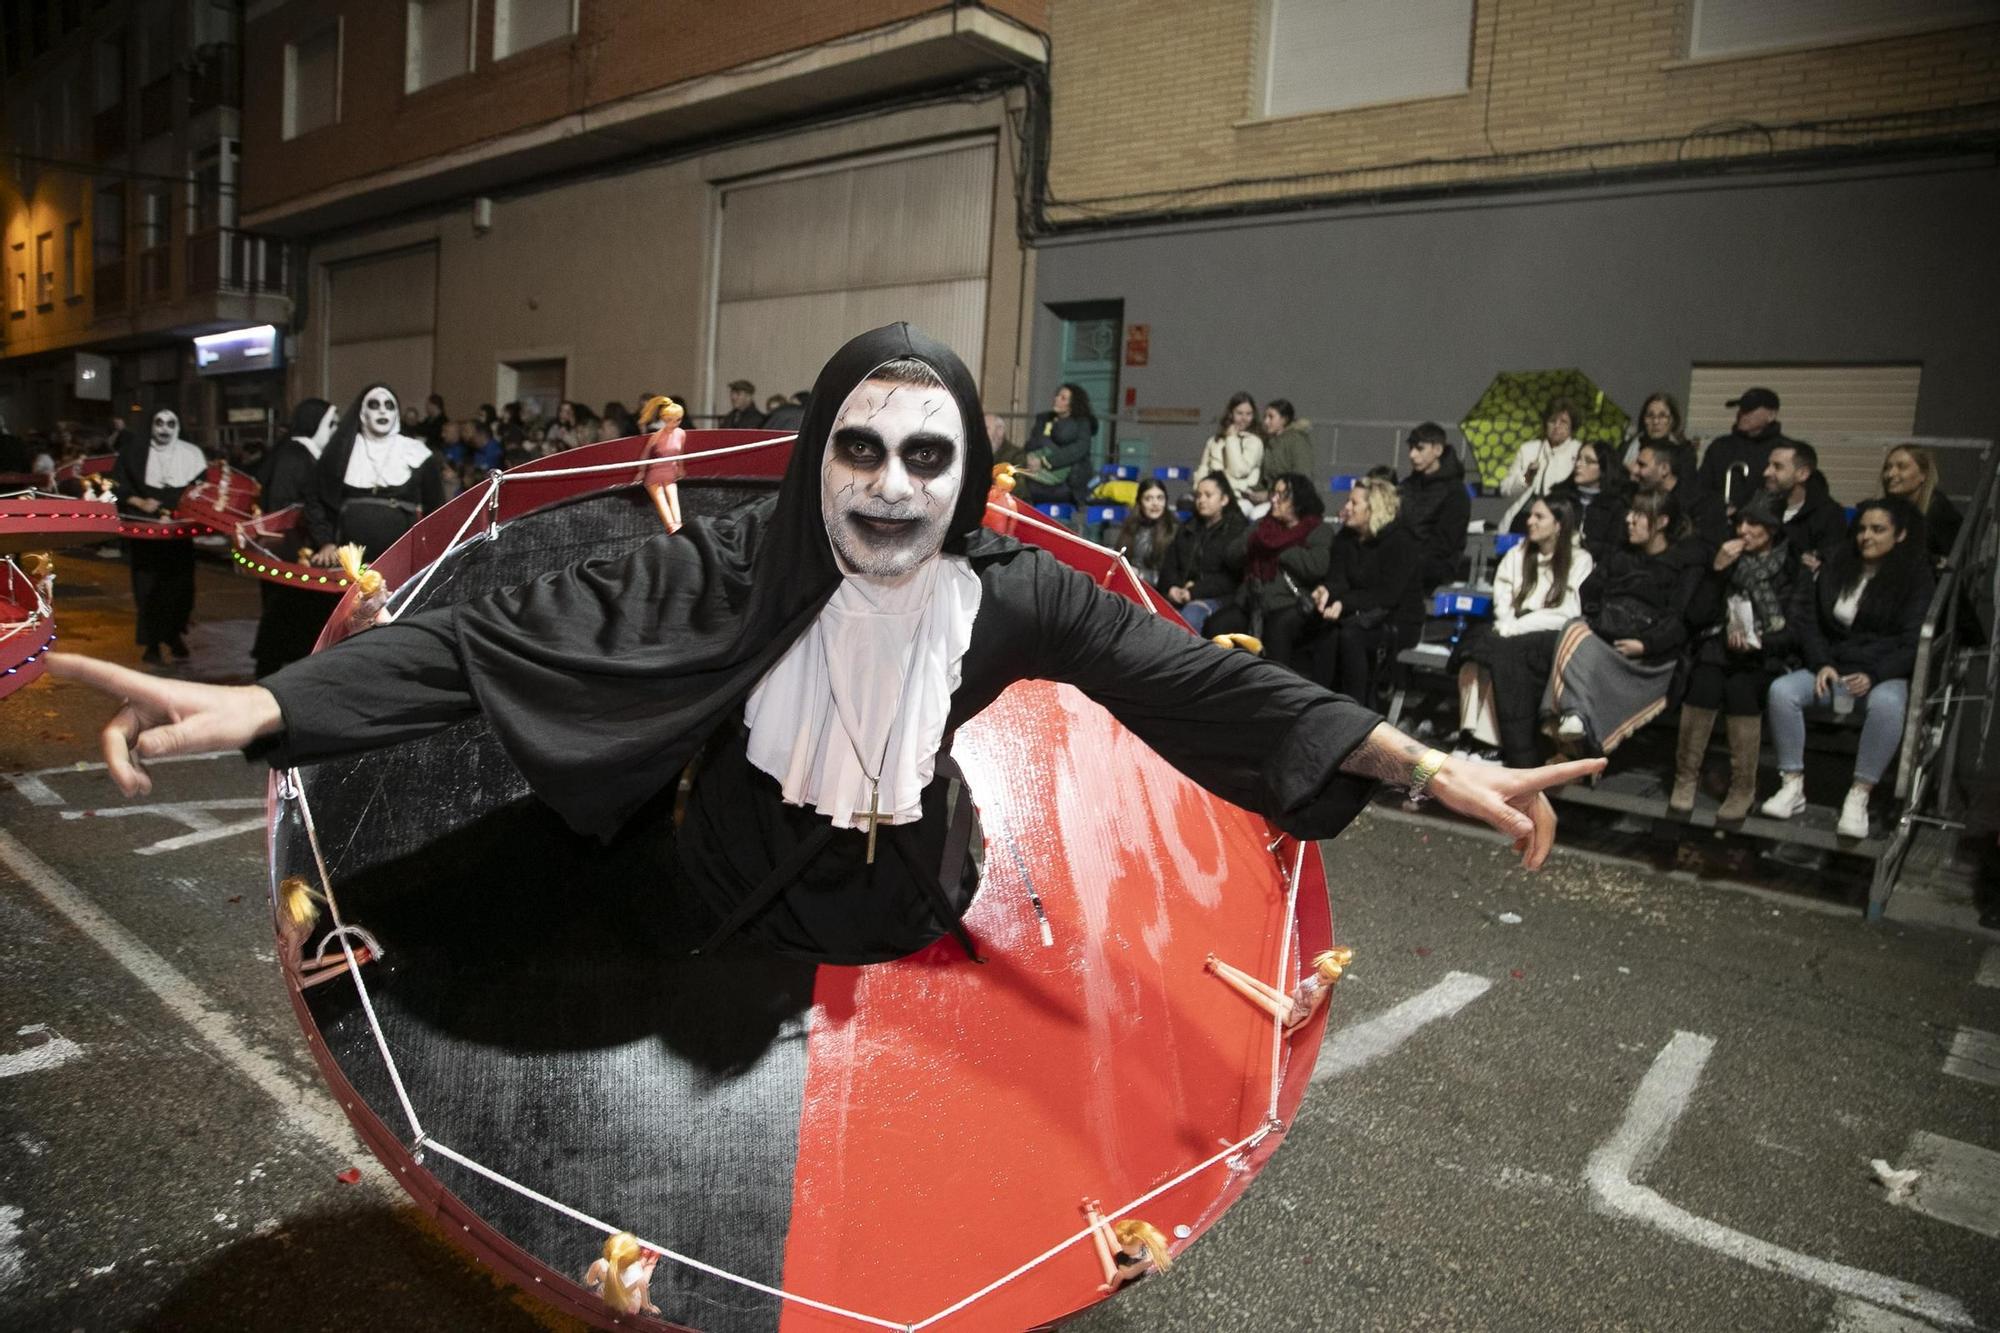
[311, 406, 339, 452]
[360, 389, 400, 442]
[820, 377, 965, 579]
[151, 412, 178, 446]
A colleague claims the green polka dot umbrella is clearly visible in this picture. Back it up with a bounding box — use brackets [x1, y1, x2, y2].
[1460, 370, 1630, 489]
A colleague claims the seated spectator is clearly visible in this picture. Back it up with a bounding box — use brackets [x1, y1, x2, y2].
[764, 393, 787, 415]
[418, 395, 448, 449]
[986, 413, 1027, 470]
[1206, 473, 1330, 669]
[1548, 438, 1628, 563]
[1541, 489, 1704, 758]
[1397, 421, 1471, 590]
[1113, 477, 1179, 587]
[719, 380, 766, 430]
[1157, 471, 1248, 633]
[763, 393, 808, 432]
[1254, 400, 1313, 501]
[1880, 443, 1961, 563]
[1674, 494, 1801, 820]
[601, 401, 637, 438]
[1305, 477, 1424, 702]
[1498, 397, 1582, 532]
[438, 418, 464, 465]
[1697, 386, 1799, 515]
[1620, 392, 1690, 483]
[1761, 497, 1932, 838]
[1452, 497, 1593, 767]
[1761, 439, 1844, 571]
[1629, 438, 1729, 555]
[1018, 383, 1096, 507]
[1197, 393, 1263, 508]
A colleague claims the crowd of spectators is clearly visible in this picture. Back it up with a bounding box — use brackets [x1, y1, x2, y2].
[1110, 387, 1974, 836]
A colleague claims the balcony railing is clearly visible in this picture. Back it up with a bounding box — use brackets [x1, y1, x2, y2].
[93, 102, 127, 157]
[93, 259, 127, 314]
[137, 243, 171, 300]
[185, 228, 291, 297]
[188, 43, 241, 115]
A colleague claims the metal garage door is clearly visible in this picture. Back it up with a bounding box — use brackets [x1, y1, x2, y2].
[324, 244, 439, 407]
[713, 140, 995, 413]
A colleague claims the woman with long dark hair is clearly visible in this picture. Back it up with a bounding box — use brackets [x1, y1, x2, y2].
[1197, 392, 1263, 507]
[1114, 477, 1180, 587]
[1156, 471, 1247, 634]
[1674, 493, 1800, 820]
[1018, 382, 1097, 506]
[1760, 497, 1932, 838]
[1546, 437, 1627, 561]
[1453, 496, 1592, 765]
[1204, 473, 1330, 669]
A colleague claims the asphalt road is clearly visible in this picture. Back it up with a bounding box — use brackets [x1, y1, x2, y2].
[2, 543, 1996, 1332]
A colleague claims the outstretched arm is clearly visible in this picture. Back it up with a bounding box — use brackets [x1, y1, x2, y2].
[1337, 722, 1602, 870]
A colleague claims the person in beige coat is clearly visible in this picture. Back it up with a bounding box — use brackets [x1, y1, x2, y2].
[1197, 392, 1264, 510]
[1497, 398, 1583, 533]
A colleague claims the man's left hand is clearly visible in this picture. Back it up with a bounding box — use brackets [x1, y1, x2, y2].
[1428, 757, 1607, 870]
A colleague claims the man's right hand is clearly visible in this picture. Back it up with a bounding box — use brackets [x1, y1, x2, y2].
[44, 654, 284, 797]
[1167, 585, 1192, 606]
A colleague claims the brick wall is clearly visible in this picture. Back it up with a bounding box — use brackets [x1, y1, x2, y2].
[241, 0, 1046, 215]
[1046, 0, 2000, 219]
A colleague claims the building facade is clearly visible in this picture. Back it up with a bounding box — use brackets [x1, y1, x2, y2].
[237, 0, 1045, 428]
[1, 0, 293, 445]
[1030, 0, 2000, 491]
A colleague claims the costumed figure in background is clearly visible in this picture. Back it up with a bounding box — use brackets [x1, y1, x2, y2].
[111, 409, 205, 665]
[50, 323, 1595, 994]
[251, 399, 341, 678]
[304, 383, 444, 567]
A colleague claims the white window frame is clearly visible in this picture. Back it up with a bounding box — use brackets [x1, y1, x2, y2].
[492, 0, 577, 63]
[406, 0, 478, 93]
[283, 18, 342, 141]
[1256, 0, 1475, 121]
[1688, 0, 2000, 62]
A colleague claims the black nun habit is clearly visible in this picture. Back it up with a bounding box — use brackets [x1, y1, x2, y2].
[250, 398, 342, 678]
[255, 325, 1384, 962]
[112, 409, 205, 659]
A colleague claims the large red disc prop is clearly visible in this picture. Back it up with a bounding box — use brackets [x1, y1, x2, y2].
[267, 436, 1336, 1331]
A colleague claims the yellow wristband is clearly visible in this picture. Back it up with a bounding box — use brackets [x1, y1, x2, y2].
[1407, 748, 1448, 800]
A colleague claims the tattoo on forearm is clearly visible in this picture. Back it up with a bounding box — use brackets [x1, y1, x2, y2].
[1338, 722, 1429, 787]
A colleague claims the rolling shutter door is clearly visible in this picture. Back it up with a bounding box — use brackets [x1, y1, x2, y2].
[325, 244, 438, 405]
[714, 141, 995, 407]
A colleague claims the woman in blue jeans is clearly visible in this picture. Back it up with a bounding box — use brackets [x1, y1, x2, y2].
[1761, 497, 1932, 839]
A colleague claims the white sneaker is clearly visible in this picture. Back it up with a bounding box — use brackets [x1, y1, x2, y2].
[1555, 714, 1587, 741]
[1760, 773, 1806, 819]
[1837, 786, 1871, 839]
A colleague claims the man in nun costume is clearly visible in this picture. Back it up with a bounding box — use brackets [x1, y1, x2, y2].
[51, 325, 1597, 960]
[110, 408, 206, 665]
[250, 398, 341, 678]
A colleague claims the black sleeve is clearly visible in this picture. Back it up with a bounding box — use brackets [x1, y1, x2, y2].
[1868, 569, 1933, 682]
[252, 611, 481, 768]
[418, 453, 446, 514]
[1432, 486, 1471, 578]
[261, 445, 317, 513]
[303, 443, 345, 549]
[1027, 555, 1382, 839]
[1638, 558, 1704, 657]
[1927, 493, 1963, 561]
[1792, 573, 1834, 673]
[1341, 530, 1423, 616]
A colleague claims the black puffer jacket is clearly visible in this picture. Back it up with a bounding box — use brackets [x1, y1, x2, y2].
[1546, 479, 1627, 563]
[1781, 472, 1848, 564]
[1579, 538, 1707, 661]
[1324, 520, 1428, 633]
[1696, 421, 1800, 511]
[1398, 449, 1471, 590]
[1157, 507, 1249, 601]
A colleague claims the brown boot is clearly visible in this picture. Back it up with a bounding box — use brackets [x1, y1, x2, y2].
[1670, 706, 1717, 812]
[1718, 715, 1762, 821]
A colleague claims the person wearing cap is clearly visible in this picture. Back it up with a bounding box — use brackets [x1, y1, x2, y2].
[719, 379, 767, 430]
[1761, 439, 1845, 571]
[1696, 388, 1801, 514]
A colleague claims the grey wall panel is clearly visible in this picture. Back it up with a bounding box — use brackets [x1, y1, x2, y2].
[1031, 163, 2000, 476]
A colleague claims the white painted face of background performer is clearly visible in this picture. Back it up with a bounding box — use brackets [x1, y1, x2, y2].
[361, 389, 400, 441]
[820, 378, 965, 579]
[151, 411, 178, 446]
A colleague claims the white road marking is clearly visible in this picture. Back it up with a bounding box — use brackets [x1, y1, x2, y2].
[1892, 1132, 2000, 1240]
[0, 829, 387, 1188]
[1585, 1031, 1972, 1328]
[1941, 1028, 2000, 1088]
[0, 1024, 84, 1080]
[1312, 971, 1493, 1083]
[2, 750, 240, 806]
[56, 798, 265, 856]
[0, 1203, 22, 1292]
[1975, 947, 2000, 989]
[1826, 1297, 1943, 1332]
